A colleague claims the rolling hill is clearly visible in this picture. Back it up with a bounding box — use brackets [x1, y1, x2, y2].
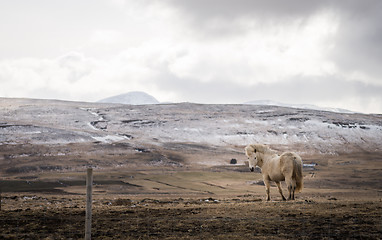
[0, 97, 381, 174]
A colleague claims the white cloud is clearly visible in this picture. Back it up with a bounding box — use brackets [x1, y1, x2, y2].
[0, 48, 174, 102]
[168, 10, 339, 86]
[0, 55, 96, 100]
[0, 0, 381, 113]
[89, 30, 124, 45]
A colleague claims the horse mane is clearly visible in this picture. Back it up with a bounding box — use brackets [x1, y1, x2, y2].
[249, 144, 277, 155]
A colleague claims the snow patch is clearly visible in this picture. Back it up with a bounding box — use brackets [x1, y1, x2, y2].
[245, 100, 355, 113]
[92, 135, 128, 143]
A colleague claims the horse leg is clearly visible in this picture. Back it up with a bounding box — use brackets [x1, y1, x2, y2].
[286, 179, 296, 200]
[275, 182, 286, 201]
[264, 178, 271, 201]
[291, 185, 296, 200]
[291, 179, 297, 200]
[285, 178, 292, 200]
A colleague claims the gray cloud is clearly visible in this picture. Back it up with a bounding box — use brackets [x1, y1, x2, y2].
[157, 70, 382, 113]
[164, 0, 380, 24]
[1, 0, 381, 113]
[164, 0, 327, 21]
[158, 0, 382, 113]
[330, 2, 382, 79]
[164, 0, 382, 81]
[250, 76, 382, 103]
[161, 0, 327, 39]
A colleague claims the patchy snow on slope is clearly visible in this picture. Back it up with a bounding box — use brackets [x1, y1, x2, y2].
[92, 135, 127, 143]
[1, 98, 381, 155]
[245, 100, 355, 113]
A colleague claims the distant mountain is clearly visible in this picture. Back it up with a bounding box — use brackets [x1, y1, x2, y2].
[244, 100, 354, 113]
[98, 91, 159, 105]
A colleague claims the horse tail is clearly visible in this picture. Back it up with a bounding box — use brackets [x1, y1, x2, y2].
[293, 156, 304, 193]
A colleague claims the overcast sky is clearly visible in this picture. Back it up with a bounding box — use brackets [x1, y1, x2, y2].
[1, 0, 382, 113]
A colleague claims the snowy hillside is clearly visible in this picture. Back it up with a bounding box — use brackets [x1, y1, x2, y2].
[245, 100, 354, 113]
[98, 91, 159, 105]
[0, 97, 381, 170]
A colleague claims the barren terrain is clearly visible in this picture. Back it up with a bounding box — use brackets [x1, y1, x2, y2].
[1, 98, 382, 239]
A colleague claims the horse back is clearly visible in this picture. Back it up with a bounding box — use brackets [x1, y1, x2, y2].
[279, 152, 302, 174]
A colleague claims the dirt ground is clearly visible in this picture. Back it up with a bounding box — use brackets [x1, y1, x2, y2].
[1, 194, 381, 239]
[1, 151, 382, 239]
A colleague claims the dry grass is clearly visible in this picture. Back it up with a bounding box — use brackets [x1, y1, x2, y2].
[1, 194, 381, 239]
[1, 145, 382, 239]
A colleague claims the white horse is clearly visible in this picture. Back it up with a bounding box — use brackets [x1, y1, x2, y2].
[245, 144, 303, 201]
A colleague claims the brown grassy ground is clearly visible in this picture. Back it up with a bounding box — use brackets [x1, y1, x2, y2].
[1, 194, 381, 239]
[1, 151, 382, 239]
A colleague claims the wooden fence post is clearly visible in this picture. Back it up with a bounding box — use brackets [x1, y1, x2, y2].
[85, 168, 93, 240]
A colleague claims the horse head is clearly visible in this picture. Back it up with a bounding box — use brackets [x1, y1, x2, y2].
[245, 145, 258, 172]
